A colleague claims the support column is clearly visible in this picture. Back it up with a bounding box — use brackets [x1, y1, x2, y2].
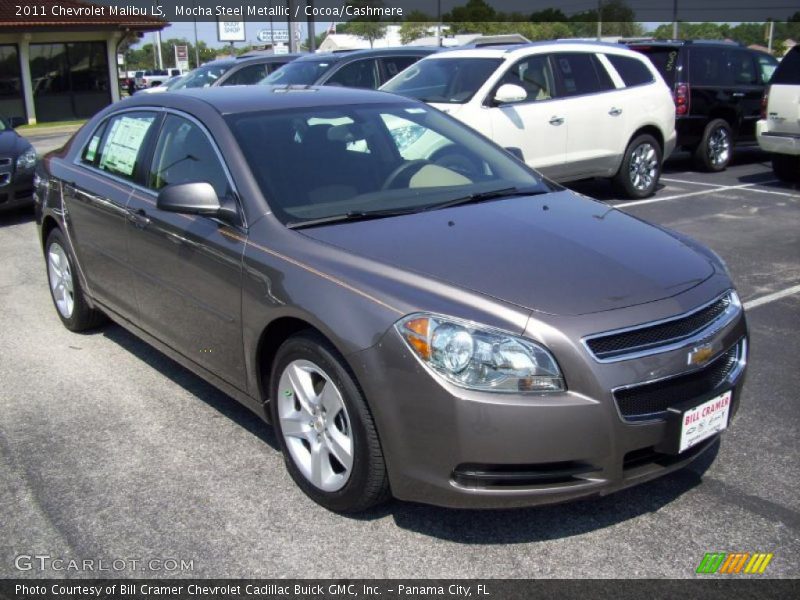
[18, 36, 36, 124]
[107, 35, 120, 103]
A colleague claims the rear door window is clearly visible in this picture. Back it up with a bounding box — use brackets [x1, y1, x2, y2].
[689, 47, 729, 86]
[728, 49, 758, 85]
[95, 112, 157, 181]
[552, 53, 615, 97]
[222, 63, 268, 86]
[326, 59, 380, 89]
[606, 54, 655, 87]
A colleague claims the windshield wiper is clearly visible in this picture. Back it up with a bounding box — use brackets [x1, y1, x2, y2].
[425, 186, 546, 212]
[286, 208, 419, 230]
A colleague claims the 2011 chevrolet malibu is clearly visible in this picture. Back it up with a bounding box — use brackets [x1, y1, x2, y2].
[35, 86, 748, 512]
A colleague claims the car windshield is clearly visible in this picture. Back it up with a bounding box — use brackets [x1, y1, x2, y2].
[381, 57, 503, 104]
[261, 59, 338, 85]
[227, 102, 549, 227]
[171, 64, 232, 89]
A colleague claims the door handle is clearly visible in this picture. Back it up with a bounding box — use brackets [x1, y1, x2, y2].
[128, 208, 151, 229]
[549, 116, 565, 126]
[732, 92, 745, 97]
[609, 107, 623, 116]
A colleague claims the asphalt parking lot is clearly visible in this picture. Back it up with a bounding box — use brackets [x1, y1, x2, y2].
[1, 135, 798, 578]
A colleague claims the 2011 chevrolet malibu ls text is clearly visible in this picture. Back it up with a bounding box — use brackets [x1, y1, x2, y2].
[35, 86, 748, 513]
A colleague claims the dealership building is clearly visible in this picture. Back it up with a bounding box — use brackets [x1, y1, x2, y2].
[0, 0, 165, 124]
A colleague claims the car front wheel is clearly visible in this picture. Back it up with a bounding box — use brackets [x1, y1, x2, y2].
[270, 331, 390, 513]
[613, 134, 662, 199]
[45, 229, 105, 332]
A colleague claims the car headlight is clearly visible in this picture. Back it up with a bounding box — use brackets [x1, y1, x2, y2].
[396, 314, 565, 393]
[16, 148, 37, 172]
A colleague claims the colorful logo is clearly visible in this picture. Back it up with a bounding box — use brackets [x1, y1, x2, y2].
[696, 552, 774, 574]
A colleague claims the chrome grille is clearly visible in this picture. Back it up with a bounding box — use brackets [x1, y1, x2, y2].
[584, 291, 737, 361]
[613, 339, 744, 421]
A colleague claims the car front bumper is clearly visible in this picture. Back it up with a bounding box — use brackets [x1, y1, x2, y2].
[350, 294, 748, 509]
[0, 170, 35, 211]
[757, 120, 800, 156]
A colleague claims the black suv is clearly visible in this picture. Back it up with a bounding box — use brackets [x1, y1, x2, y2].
[627, 40, 778, 171]
[261, 47, 439, 89]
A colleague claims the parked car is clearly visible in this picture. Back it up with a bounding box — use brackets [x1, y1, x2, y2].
[0, 118, 36, 211]
[135, 74, 184, 95]
[261, 48, 438, 90]
[134, 69, 169, 89]
[626, 40, 778, 172]
[35, 86, 747, 512]
[757, 44, 800, 182]
[382, 41, 676, 199]
[168, 54, 303, 90]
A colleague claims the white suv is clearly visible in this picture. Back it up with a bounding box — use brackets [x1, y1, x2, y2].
[382, 41, 677, 198]
[757, 45, 800, 182]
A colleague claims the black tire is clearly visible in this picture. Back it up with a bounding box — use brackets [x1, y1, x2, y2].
[694, 118, 733, 172]
[612, 134, 663, 199]
[771, 154, 800, 183]
[44, 229, 105, 332]
[269, 331, 390, 513]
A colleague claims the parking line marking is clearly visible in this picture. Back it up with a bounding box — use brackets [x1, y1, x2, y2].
[743, 284, 800, 310]
[737, 186, 800, 199]
[611, 184, 757, 208]
[661, 177, 727, 188]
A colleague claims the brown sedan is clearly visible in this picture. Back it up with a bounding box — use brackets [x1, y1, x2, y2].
[35, 86, 748, 512]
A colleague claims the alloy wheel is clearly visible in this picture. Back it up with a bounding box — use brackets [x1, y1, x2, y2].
[628, 142, 659, 192]
[707, 126, 731, 167]
[277, 359, 354, 492]
[48, 242, 75, 319]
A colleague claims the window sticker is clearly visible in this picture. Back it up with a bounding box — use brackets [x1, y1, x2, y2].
[84, 135, 100, 163]
[98, 116, 153, 177]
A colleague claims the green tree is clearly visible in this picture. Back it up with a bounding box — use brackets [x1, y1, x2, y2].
[344, 0, 388, 48]
[399, 10, 435, 44]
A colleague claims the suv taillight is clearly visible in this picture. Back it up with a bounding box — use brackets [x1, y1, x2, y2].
[674, 83, 690, 116]
[761, 86, 770, 119]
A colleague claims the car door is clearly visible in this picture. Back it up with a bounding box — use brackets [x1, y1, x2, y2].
[549, 52, 620, 179]
[125, 112, 248, 389]
[728, 49, 773, 140]
[485, 53, 568, 178]
[63, 110, 158, 320]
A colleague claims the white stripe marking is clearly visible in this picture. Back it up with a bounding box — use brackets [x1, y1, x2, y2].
[743, 285, 800, 310]
[661, 177, 727, 188]
[737, 186, 800, 199]
[611, 184, 757, 208]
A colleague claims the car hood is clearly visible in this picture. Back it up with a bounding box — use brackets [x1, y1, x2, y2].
[0, 130, 30, 155]
[301, 191, 715, 316]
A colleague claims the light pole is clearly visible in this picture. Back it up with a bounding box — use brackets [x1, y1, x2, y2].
[672, 0, 679, 39]
[597, 0, 602, 41]
[192, 0, 200, 67]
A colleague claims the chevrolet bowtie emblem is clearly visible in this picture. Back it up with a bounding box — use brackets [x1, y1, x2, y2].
[688, 344, 714, 366]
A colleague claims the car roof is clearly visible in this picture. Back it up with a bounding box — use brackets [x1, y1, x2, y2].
[294, 47, 439, 63]
[625, 39, 745, 48]
[235, 52, 304, 63]
[432, 40, 645, 59]
[124, 84, 417, 115]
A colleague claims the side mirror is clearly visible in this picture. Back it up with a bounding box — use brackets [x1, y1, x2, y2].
[157, 182, 238, 223]
[493, 83, 527, 105]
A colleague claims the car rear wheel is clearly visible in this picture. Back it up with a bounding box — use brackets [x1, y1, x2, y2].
[613, 134, 662, 199]
[270, 331, 390, 513]
[45, 229, 105, 332]
[771, 154, 800, 183]
[694, 119, 732, 172]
